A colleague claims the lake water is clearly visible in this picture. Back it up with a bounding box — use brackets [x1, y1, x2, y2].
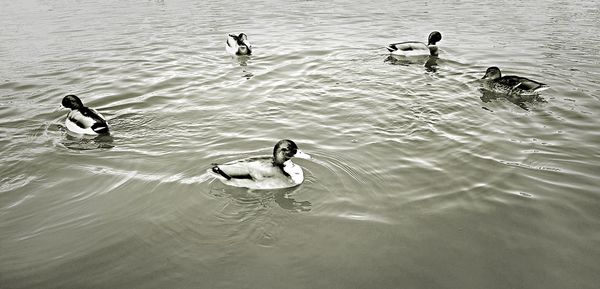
[1, 0, 600, 288]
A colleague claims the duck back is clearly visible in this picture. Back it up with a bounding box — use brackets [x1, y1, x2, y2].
[497, 76, 547, 92]
[210, 156, 303, 189]
[65, 107, 108, 135]
[387, 41, 431, 56]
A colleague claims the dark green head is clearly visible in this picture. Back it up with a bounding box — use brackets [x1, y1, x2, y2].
[62, 94, 84, 109]
[273, 139, 310, 165]
[428, 31, 442, 45]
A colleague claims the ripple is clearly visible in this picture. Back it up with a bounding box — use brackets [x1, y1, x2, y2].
[335, 211, 391, 224]
[17, 213, 97, 241]
[0, 174, 37, 194]
[498, 160, 561, 172]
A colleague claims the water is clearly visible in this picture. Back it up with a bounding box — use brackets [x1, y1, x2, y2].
[1, 0, 600, 288]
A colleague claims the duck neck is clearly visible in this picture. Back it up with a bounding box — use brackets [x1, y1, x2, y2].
[428, 45, 438, 56]
[275, 160, 293, 177]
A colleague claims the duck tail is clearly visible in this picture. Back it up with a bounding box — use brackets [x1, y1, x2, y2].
[91, 123, 109, 134]
[211, 166, 232, 180]
[535, 84, 549, 92]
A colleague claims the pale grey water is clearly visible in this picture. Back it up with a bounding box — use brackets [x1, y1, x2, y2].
[1, 0, 600, 288]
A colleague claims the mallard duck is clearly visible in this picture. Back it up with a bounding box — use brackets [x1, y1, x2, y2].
[481, 67, 548, 94]
[386, 31, 442, 56]
[226, 33, 252, 56]
[210, 140, 311, 189]
[61, 94, 109, 135]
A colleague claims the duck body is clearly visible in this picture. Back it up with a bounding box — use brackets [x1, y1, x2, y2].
[387, 31, 442, 56]
[210, 140, 310, 190]
[387, 41, 432, 57]
[62, 94, 109, 135]
[211, 156, 305, 189]
[226, 33, 252, 56]
[482, 67, 548, 95]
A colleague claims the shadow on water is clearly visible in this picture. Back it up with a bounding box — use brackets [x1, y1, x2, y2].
[479, 88, 546, 111]
[209, 181, 311, 212]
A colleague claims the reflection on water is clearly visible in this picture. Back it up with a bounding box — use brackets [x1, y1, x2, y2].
[479, 87, 546, 111]
[384, 54, 438, 72]
[424, 55, 439, 72]
[232, 55, 254, 79]
[61, 131, 115, 150]
[209, 181, 311, 212]
[235, 55, 250, 67]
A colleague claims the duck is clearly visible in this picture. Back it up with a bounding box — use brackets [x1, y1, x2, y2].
[386, 31, 442, 56]
[61, 94, 109, 135]
[226, 33, 252, 56]
[481, 67, 548, 94]
[210, 139, 311, 190]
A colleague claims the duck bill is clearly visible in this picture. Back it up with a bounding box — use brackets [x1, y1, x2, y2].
[293, 150, 311, 160]
[482, 71, 496, 80]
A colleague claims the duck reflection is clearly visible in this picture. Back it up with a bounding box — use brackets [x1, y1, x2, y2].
[424, 55, 439, 72]
[234, 55, 254, 79]
[479, 88, 545, 111]
[209, 183, 311, 212]
[273, 189, 311, 212]
[384, 55, 439, 72]
[62, 132, 115, 150]
[236, 55, 250, 67]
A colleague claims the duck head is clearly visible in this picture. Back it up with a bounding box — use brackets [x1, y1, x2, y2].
[273, 139, 311, 166]
[231, 33, 252, 55]
[427, 31, 442, 45]
[482, 67, 502, 80]
[62, 94, 84, 109]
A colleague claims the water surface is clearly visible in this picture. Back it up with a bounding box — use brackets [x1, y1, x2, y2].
[1, 0, 600, 288]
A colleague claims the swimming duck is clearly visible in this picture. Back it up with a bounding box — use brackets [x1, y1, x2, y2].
[481, 67, 548, 94]
[210, 140, 311, 189]
[61, 94, 109, 135]
[387, 31, 442, 56]
[226, 33, 252, 56]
